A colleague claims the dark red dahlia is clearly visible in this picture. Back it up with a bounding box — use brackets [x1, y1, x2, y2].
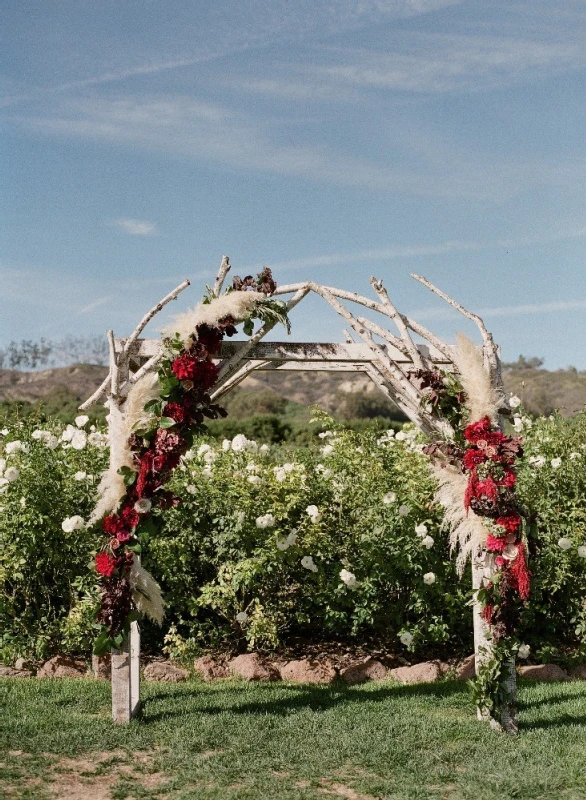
[463, 448, 487, 470]
[172, 353, 199, 381]
[496, 514, 522, 533]
[103, 515, 127, 537]
[464, 416, 493, 443]
[120, 505, 140, 530]
[486, 534, 507, 552]
[164, 402, 189, 425]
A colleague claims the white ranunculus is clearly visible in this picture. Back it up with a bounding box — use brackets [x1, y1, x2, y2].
[421, 536, 434, 549]
[423, 572, 436, 585]
[75, 415, 89, 428]
[88, 432, 107, 447]
[198, 443, 211, 456]
[398, 504, 410, 517]
[222, 439, 231, 451]
[382, 491, 397, 504]
[578, 546, 586, 559]
[558, 537, 573, 550]
[236, 611, 248, 624]
[550, 457, 562, 469]
[400, 632, 414, 647]
[74, 471, 87, 481]
[415, 523, 428, 537]
[339, 568, 359, 589]
[395, 431, 407, 441]
[4, 467, 20, 482]
[301, 555, 318, 573]
[70, 430, 87, 450]
[247, 475, 262, 485]
[186, 485, 197, 495]
[134, 498, 152, 514]
[509, 395, 521, 409]
[518, 644, 530, 660]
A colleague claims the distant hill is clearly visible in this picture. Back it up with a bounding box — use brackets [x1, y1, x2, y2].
[0, 360, 583, 422]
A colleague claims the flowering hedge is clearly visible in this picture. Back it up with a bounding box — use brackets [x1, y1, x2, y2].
[0, 408, 585, 664]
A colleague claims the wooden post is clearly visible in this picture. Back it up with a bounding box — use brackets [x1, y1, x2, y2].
[111, 627, 141, 723]
[130, 621, 141, 718]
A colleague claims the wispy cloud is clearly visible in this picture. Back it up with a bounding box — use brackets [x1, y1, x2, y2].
[410, 299, 586, 321]
[111, 218, 159, 236]
[76, 296, 111, 315]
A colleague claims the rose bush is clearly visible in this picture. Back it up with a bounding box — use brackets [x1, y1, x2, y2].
[0, 407, 585, 664]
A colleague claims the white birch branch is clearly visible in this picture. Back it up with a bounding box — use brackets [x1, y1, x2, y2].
[79, 374, 111, 411]
[107, 330, 120, 398]
[370, 277, 425, 370]
[212, 255, 231, 298]
[122, 279, 191, 356]
[355, 317, 410, 358]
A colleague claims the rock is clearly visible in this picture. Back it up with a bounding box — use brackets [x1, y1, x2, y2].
[0, 664, 32, 678]
[518, 664, 569, 681]
[143, 660, 189, 683]
[194, 656, 228, 682]
[229, 653, 278, 682]
[37, 656, 87, 679]
[390, 661, 442, 684]
[91, 654, 111, 679]
[454, 654, 476, 681]
[279, 659, 337, 684]
[340, 658, 388, 684]
[14, 658, 28, 670]
[569, 664, 586, 680]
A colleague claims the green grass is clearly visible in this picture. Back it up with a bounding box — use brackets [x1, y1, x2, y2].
[2, 678, 586, 799]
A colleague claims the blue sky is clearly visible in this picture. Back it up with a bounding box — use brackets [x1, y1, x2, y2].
[2, 0, 586, 368]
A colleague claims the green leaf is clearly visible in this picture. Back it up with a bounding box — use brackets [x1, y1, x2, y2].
[159, 416, 177, 429]
[143, 399, 163, 413]
[93, 629, 112, 656]
[243, 318, 254, 336]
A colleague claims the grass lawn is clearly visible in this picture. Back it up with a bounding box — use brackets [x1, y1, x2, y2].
[2, 677, 586, 799]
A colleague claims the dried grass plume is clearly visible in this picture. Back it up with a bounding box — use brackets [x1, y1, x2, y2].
[129, 561, 165, 624]
[455, 332, 499, 425]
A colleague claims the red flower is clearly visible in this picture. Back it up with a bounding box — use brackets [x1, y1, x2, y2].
[121, 506, 140, 529]
[496, 514, 522, 533]
[463, 448, 486, 470]
[172, 353, 199, 381]
[475, 477, 500, 502]
[136, 450, 155, 498]
[495, 555, 506, 568]
[164, 402, 189, 424]
[195, 323, 223, 357]
[95, 552, 117, 577]
[103, 515, 127, 537]
[481, 604, 494, 625]
[464, 416, 493, 443]
[500, 469, 516, 488]
[193, 359, 219, 390]
[116, 529, 132, 543]
[510, 544, 531, 600]
[486, 534, 507, 552]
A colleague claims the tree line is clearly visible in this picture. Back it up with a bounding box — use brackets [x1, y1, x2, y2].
[0, 335, 108, 370]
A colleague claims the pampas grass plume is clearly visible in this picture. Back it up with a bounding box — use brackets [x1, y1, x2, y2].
[455, 332, 499, 424]
[129, 561, 165, 624]
[161, 291, 266, 347]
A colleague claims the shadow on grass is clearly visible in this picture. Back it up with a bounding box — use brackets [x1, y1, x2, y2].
[141, 679, 468, 724]
[517, 680, 586, 731]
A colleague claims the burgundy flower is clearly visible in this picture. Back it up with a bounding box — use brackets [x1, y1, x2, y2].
[481, 604, 494, 625]
[510, 544, 531, 600]
[486, 534, 507, 552]
[103, 515, 127, 537]
[496, 514, 522, 533]
[494, 555, 506, 568]
[194, 323, 223, 357]
[121, 506, 140, 529]
[172, 353, 199, 381]
[464, 416, 493, 443]
[136, 450, 155, 498]
[164, 402, 189, 425]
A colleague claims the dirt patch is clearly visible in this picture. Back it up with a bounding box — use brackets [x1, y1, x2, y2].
[318, 780, 378, 800]
[46, 749, 169, 800]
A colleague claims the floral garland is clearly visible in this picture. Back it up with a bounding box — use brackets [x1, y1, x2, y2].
[414, 348, 530, 726]
[93, 268, 288, 655]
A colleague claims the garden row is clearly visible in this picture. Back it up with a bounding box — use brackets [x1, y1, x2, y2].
[0, 407, 585, 667]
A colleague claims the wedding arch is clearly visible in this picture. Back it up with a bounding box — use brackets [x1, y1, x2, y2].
[81, 256, 527, 734]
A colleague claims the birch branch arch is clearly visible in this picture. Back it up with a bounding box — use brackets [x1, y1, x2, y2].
[82, 256, 519, 732]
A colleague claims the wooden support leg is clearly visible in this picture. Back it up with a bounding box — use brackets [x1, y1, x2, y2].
[111, 625, 141, 724]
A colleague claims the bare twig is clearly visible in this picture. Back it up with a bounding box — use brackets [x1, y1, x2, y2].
[212, 255, 231, 298]
[107, 330, 120, 398]
[122, 279, 191, 356]
[355, 317, 410, 358]
[79, 374, 111, 410]
[370, 276, 425, 370]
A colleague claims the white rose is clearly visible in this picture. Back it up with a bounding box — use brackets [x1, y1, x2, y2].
[61, 517, 75, 533]
[183, 449, 195, 461]
[20, 497, 26, 507]
[395, 431, 407, 441]
[256, 513, 275, 529]
[382, 492, 397, 504]
[248, 475, 262, 485]
[578, 546, 586, 558]
[306, 505, 322, 523]
[423, 572, 436, 585]
[274, 467, 287, 482]
[0, 429, 8, 436]
[88, 432, 107, 447]
[60, 425, 76, 442]
[236, 611, 248, 624]
[421, 536, 435, 549]
[415, 523, 428, 537]
[75, 415, 89, 428]
[231, 434, 248, 452]
[74, 471, 87, 481]
[399, 632, 414, 647]
[550, 457, 562, 469]
[398, 505, 410, 517]
[186, 485, 197, 495]
[528, 456, 546, 468]
[0, 458, 5, 476]
[509, 395, 521, 409]
[301, 555, 318, 573]
[570, 452, 581, 461]
[202, 466, 213, 478]
[203, 450, 217, 464]
[44, 434, 59, 449]
[518, 644, 530, 660]
[513, 416, 524, 432]
[32, 429, 47, 440]
[6, 441, 27, 455]
[4, 467, 20, 482]
[222, 439, 231, 451]
[134, 499, 152, 514]
[558, 537, 573, 550]
[339, 568, 359, 589]
[321, 444, 334, 456]
[70, 430, 87, 451]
